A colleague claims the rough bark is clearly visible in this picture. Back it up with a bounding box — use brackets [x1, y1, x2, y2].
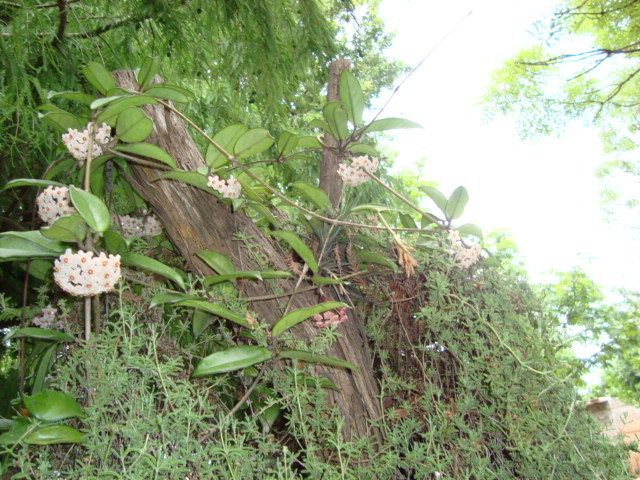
[319, 59, 351, 209]
[111, 70, 381, 442]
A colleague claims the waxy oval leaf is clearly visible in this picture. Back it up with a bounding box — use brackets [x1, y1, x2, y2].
[193, 345, 272, 376]
[339, 70, 365, 127]
[23, 425, 84, 445]
[114, 143, 176, 169]
[144, 84, 195, 104]
[40, 215, 87, 243]
[362, 117, 422, 133]
[173, 299, 250, 328]
[4, 327, 73, 343]
[290, 182, 329, 210]
[1, 178, 65, 192]
[82, 62, 115, 95]
[68, 186, 110, 233]
[445, 186, 469, 221]
[0, 231, 66, 260]
[25, 390, 84, 421]
[137, 56, 161, 88]
[196, 250, 236, 275]
[116, 107, 153, 143]
[271, 302, 347, 337]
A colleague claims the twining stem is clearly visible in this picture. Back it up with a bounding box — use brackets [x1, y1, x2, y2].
[153, 97, 440, 235]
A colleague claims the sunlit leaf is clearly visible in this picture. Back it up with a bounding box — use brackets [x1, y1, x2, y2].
[149, 292, 204, 309]
[419, 186, 448, 213]
[136, 56, 161, 87]
[234, 128, 274, 158]
[68, 185, 110, 233]
[270, 230, 318, 273]
[203, 271, 263, 286]
[277, 131, 298, 156]
[193, 345, 272, 376]
[362, 117, 422, 133]
[279, 350, 358, 371]
[271, 302, 347, 337]
[25, 390, 84, 421]
[96, 95, 158, 124]
[40, 215, 86, 243]
[205, 124, 247, 167]
[308, 118, 331, 132]
[196, 250, 236, 275]
[347, 143, 379, 157]
[144, 84, 195, 103]
[47, 91, 94, 105]
[116, 107, 153, 143]
[290, 182, 329, 210]
[82, 62, 115, 95]
[457, 223, 483, 240]
[445, 186, 469, 221]
[120, 252, 186, 290]
[323, 102, 350, 139]
[339, 70, 365, 126]
[296, 136, 322, 149]
[114, 143, 176, 169]
[3, 328, 73, 343]
[157, 170, 211, 193]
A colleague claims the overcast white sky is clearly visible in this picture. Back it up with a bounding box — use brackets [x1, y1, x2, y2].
[376, 0, 640, 293]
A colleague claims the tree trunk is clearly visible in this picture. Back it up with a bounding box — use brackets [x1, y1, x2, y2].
[319, 59, 351, 209]
[111, 70, 381, 442]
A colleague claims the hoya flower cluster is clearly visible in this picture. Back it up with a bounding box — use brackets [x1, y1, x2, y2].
[61, 122, 112, 163]
[31, 304, 65, 331]
[112, 214, 163, 238]
[446, 230, 482, 269]
[36, 186, 77, 224]
[312, 306, 348, 328]
[337, 155, 379, 186]
[207, 175, 242, 199]
[53, 249, 122, 296]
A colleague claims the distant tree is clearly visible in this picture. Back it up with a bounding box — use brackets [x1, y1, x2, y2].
[484, 0, 640, 215]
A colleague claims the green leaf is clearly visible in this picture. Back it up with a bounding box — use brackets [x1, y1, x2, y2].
[234, 128, 274, 158]
[96, 95, 158, 125]
[279, 350, 358, 371]
[355, 249, 397, 270]
[457, 223, 483, 240]
[271, 302, 347, 337]
[323, 102, 350, 140]
[350, 204, 397, 214]
[40, 215, 87, 243]
[116, 107, 153, 143]
[173, 299, 250, 328]
[4, 328, 73, 343]
[193, 345, 272, 376]
[205, 124, 247, 167]
[2, 178, 65, 192]
[203, 271, 263, 286]
[90, 95, 126, 110]
[308, 118, 332, 132]
[399, 213, 417, 230]
[290, 182, 329, 210]
[143, 84, 195, 103]
[347, 143, 379, 157]
[277, 131, 299, 156]
[38, 106, 84, 132]
[260, 270, 293, 279]
[103, 230, 127, 255]
[114, 143, 176, 169]
[296, 136, 322, 149]
[196, 250, 236, 275]
[0, 418, 30, 445]
[157, 170, 211, 193]
[419, 186, 447, 213]
[120, 252, 186, 290]
[68, 186, 110, 233]
[149, 292, 203, 308]
[23, 425, 84, 445]
[192, 310, 215, 339]
[362, 117, 422, 133]
[270, 230, 318, 273]
[137, 56, 161, 87]
[47, 91, 94, 105]
[310, 276, 344, 285]
[445, 186, 469, 221]
[339, 70, 365, 126]
[25, 390, 84, 421]
[82, 62, 116, 95]
[0, 231, 66, 260]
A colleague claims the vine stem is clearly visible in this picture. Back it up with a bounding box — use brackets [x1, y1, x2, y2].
[153, 97, 440, 235]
